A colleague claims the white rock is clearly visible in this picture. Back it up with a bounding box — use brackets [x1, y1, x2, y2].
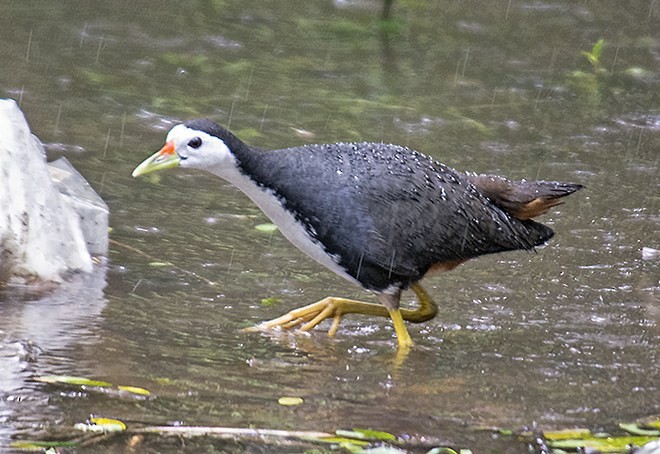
[48, 157, 109, 256]
[0, 99, 93, 283]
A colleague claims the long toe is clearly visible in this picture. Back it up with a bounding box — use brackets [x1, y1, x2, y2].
[243, 296, 389, 336]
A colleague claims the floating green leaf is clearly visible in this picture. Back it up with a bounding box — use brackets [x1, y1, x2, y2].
[11, 440, 79, 449]
[35, 374, 151, 397]
[619, 423, 660, 437]
[549, 435, 657, 452]
[543, 428, 593, 440]
[490, 422, 659, 453]
[311, 436, 370, 447]
[261, 296, 281, 306]
[302, 428, 402, 453]
[35, 375, 113, 388]
[301, 427, 400, 451]
[335, 428, 396, 442]
[255, 223, 278, 233]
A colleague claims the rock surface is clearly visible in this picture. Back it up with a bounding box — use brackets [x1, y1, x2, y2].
[0, 99, 106, 284]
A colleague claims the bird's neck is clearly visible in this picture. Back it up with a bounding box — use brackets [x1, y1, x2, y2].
[204, 139, 273, 196]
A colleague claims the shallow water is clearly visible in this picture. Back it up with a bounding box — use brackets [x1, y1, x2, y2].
[1, 1, 658, 451]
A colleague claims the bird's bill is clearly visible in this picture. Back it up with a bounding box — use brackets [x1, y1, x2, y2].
[132, 141, 180, 177]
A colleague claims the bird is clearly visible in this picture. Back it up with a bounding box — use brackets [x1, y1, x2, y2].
[132, 118, 582, 350]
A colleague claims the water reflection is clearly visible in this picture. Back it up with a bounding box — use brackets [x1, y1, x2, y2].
[0, 265, 107, 445]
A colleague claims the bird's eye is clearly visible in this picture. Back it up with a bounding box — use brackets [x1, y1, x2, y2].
[188, 137, 202, 149]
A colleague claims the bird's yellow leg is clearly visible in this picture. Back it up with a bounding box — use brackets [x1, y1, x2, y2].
[403, 283, 438, 323]
[327, 313, 343, 337]
[242, 283, 438, 347]
[387, 307, 414, 349]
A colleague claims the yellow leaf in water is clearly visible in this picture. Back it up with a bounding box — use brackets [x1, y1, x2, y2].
[278, 396, 304, 406]
[543, 428, 592, 440]
[90, 417, 127, 430]
[75, 417, 126, 432]
[118, 385, 151, 396]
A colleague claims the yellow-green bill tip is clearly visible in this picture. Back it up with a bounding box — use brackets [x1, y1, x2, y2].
[132, 142, 180, 177]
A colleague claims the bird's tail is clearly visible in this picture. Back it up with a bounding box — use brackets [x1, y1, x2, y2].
[466, 174, 583, 220]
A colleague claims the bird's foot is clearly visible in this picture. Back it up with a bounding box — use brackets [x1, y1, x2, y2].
[243, 286, 438, 352]
[242, 296, 390, 337]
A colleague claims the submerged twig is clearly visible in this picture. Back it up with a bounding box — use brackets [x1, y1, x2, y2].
[109, 238, 218, 287]
[16, 424, 451, 452]
[134, 425, 334, 440]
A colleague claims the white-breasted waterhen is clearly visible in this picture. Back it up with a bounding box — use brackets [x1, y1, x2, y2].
[133, 119, 582, 350]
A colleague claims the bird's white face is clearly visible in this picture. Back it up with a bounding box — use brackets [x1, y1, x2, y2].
[132, 124, 234, 177]
[167, 124, 234, 171]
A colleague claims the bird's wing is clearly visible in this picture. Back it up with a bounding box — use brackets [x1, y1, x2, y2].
[251, 143, 551, 289]
[352, 160, 550, 275]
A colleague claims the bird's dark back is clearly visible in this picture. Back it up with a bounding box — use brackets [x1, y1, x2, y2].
[235, 142, 554, 291]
